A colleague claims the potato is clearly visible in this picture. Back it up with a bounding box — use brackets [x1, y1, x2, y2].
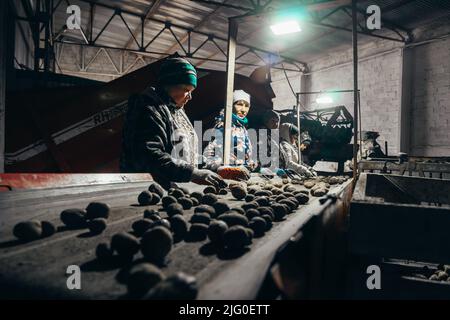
[207, 220, 228, 244]
[247, 186, 260, 195]
[88, 218, 107, 234]
[273, 181, 283, 188]
[194, 204, 215, 217]
[188, 223, 209, 241]
[271, 188, 283, 195]
[213, 202, 231, 216]
[294, 193, 309, 204]
[132, 219, 154, 236]
[143, 209, 160, 220]
[141, 227, 173, 262]
[223, 226, 251, 250]
[231, 207, 246, 215]
[303, 181, 316, 189]
[218, 188, 228, 195]
[281, 203, 291, 214]
[254, 190, 271, 198]
[271, 204, 288, 221]
[162, 196, 177, 208]
[254, 196, 270, 207]
[242, 202, 258, 211]
[328, 176, 339, 185]
[190, 212, 211, 225]
[143, 272, 198, 300]
[262, 183, 273, 190]
[13, 220, 42, 241]
[96, 243, 113, 262]
[169, 189, 185, 199]
[280, 199, 296, 212]
[151, 219, 171, 230]
[245, 228, 254, 241]
[166, 203, 184, 217]
[111, 232, 140, 257]
[245, 209, 260, 220]
[127, 263, 165, 298]
[261, 215, 273, 230]
[178, 197, 193, 210]
[257, 207, 274, 219]
[283, 192, 295, 198]
[283, 185, 296, 193]
[85, 202, 110, 220]
[149, 193, 161, 205]
[60, 208, 87, 229]
[190, 197, 200, 207]
[201, 194, 218, 206]
[190, 192, 203, 202]
[312, 188, 328, 197]
[138, 191, 153, 206]
[203, 186, 217, 194]
[218, 212, 249, 227]
[169, 215, 188, 239]
[245, 194, 255, 202]
[41, 221, 56, 238]
[230, 185, 247, 200]
[249, 217, 266, 236]
[148, 182, 165, 198]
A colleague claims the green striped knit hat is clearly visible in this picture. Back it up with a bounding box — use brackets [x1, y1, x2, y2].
[158, 57, 197, 88]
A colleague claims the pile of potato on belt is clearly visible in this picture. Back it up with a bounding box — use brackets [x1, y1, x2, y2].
[11, 175, 348, 299]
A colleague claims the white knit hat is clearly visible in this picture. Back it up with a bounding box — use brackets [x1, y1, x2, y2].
[233, 90, 251, 105]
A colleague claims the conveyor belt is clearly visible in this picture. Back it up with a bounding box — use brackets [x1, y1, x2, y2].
[0, 178, 352, 299]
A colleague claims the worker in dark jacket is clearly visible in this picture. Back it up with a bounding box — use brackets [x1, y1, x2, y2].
[120, 57, 224, 189]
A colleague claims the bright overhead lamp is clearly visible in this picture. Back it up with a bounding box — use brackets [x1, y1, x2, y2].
[316, 95, 333, 104]
[270, 20, 301, 35]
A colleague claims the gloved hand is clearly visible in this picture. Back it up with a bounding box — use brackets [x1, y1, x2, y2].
[191, 168, 226, 188]
[308, 167, 318, 177]
[276, 168, 287, 177]
[296, 164, 317, 178]
[260, 167, 275, 177]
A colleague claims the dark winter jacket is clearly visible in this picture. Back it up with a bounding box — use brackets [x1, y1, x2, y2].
[120, 87, 195, 189]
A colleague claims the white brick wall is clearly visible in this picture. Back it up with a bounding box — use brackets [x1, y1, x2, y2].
[410, 36, 450, 156]
[272, 39, 404, 156]
[271, 70, 301, 110]
[271, 21, 450, 157]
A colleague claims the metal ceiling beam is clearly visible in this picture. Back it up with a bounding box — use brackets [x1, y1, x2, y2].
[124, 0, 165, 49]
[304, 19, 406, 43]
[54, 41, 302, 73]
[163, 0, 228, 54]
[74, 0, 307, 68]
[189, 0, 254, 12]
[376, 0, 417, 14]
[350, 4, 412, 34]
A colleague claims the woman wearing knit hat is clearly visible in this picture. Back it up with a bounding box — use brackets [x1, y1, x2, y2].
[120, 57, 225, 189]
[203, 89, 256, 174]
[279, 123, 317, 178]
